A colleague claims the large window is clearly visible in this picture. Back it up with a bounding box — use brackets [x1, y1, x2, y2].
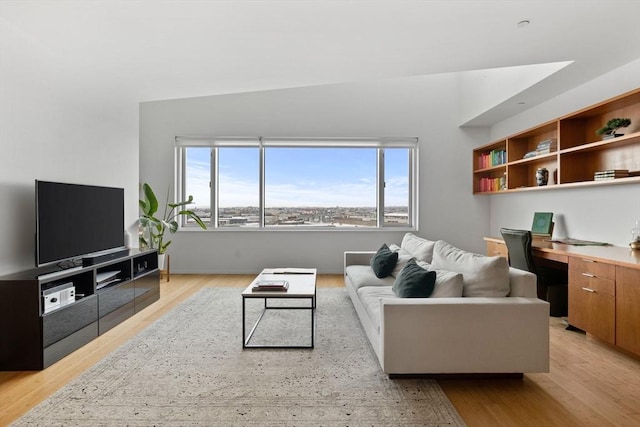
[176, 137, 417, 230]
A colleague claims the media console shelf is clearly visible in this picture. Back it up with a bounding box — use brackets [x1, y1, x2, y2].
[0, 249, 159, 371]
[473, 88, 640, 194]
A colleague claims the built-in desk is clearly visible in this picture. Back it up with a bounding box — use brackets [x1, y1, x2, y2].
[484, 237, 640, 358]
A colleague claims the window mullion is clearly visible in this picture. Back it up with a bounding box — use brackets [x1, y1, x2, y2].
[409, 147, 417, 229]
[211, 147, 217, 228]
[377, 149, 385, 227]
[259, 142, 265, 228]
[177, 146, 185, 227]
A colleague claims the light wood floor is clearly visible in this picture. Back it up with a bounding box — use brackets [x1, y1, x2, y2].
[1, 274, 638, 426]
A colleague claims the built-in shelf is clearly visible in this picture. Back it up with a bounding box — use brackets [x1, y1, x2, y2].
[473, 88, 640, 194]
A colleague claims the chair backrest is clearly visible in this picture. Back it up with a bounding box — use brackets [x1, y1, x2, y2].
[500, 228, 537, 274]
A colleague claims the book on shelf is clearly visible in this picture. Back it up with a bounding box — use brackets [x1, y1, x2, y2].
[523, 139, 557, 159]
[252, 279, 289, 292]
[594, 169, 630, 180]
[478, 175, 506, 192]
[478, 149, 506, 169]
[536, 138, 557, 149]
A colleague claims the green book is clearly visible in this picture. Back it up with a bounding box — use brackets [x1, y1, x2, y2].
[531, 212, 554, 235]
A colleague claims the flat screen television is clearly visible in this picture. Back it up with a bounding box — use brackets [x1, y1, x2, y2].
[36, 180, 125, 267]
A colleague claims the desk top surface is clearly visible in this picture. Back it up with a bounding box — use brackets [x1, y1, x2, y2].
[485, 237, 640, 269]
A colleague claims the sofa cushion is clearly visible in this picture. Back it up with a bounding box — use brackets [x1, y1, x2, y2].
[389, 244, 413, 277]
[401, 233, 436, 263]
[416, 260, 464, 298]
[356, 286, 396, 332]
[345, 265, 396, 291]
[392, 259, 437, 298]
[370, 244, 398, 278]
[431, 240, 510, 297]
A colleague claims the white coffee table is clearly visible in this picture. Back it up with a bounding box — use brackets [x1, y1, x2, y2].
[242, 268, 317, 349]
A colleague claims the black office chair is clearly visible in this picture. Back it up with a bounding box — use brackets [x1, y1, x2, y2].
[500, 228, 568, 317]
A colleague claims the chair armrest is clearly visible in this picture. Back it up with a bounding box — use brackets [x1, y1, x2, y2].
[344, 251, 375, 270]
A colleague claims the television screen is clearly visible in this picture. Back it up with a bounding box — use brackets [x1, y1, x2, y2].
[36, 180, 125, 267]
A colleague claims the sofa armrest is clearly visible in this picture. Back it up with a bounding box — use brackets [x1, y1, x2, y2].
[379, 297, 550, 374]
[508, 267, 537, 297]
[344, 251, 375, 270]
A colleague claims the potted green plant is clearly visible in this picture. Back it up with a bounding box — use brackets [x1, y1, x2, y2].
[138, 182, 206, 268]
[596, 118, 631, 139]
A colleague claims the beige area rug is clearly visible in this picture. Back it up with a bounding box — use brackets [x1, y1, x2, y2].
[13, 287, 466, 426]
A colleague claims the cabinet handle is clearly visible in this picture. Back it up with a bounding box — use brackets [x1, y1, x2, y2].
[582, 258, 596, 263]
[581, 273, 596, 278]
[581, 287, 596, 293]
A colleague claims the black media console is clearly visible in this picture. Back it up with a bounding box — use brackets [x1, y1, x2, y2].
[0, 249, 160, 370]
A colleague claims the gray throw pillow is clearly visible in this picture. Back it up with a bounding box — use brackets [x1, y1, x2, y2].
[370, 243, 398, 278]
[392, 259, 436, 298]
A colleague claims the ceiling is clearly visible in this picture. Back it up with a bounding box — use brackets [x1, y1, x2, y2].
[2, 0, 639, 126]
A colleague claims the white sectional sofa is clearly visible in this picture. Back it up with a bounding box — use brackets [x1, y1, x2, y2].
[344, 233, 550, 376]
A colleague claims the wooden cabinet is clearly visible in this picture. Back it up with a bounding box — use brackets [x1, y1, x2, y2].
[568, 258, 616, 344]
[473, 88, 640, 194]
[615, 266, 640, 356]
[567, 257, 640, 356]
[0, 249, 159, 370]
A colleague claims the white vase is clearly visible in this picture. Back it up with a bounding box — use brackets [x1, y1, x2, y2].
[158, 254, 166, 270]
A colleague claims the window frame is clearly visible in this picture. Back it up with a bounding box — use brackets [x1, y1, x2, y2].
[175, 136, 418, 231]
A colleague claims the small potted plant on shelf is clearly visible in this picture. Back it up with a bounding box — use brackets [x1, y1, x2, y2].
[631, 220, 640, 250]
[138, 182, 207, 268]
[596, 118, 631, 140]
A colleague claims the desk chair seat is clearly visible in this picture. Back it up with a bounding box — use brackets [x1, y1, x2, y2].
[500, 228, 568, 317]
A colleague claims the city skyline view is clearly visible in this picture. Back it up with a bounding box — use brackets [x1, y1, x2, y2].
[189, 205, 410, 228]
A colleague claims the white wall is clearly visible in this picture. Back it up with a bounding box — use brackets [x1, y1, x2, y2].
[140, 74, 491, 274]
[0, 24, 140, 276]
[458, 61, 572, 126]
[488, 60, 640, 246]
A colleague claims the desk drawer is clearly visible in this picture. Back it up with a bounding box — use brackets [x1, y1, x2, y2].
[569, 257, 615, 280]
[569, 270, 615, 296]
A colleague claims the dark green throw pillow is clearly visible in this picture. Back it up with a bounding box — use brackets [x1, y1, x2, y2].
[392, 258, 437, 298]
[370, 244, 399, 278]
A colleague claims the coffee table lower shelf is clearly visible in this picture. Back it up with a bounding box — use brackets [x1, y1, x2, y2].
[242, 296, 315, 349]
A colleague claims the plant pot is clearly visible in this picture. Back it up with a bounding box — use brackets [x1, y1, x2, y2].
[602, 133, 623, 140]
[158, 254, 166, 270]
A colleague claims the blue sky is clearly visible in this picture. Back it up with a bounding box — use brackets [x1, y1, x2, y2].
[185, 147, 409, 208]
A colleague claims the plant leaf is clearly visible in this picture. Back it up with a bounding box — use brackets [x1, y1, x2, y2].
[142, 183, 159, 216]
